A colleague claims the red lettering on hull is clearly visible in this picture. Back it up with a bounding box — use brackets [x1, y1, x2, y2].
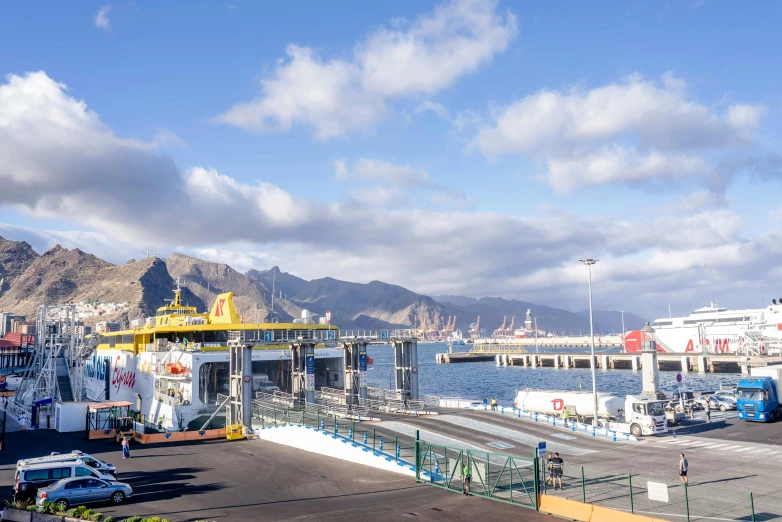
[112, 355, 136, 394]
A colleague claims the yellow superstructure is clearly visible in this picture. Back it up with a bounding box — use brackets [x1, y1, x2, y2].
[94, 285, 337, 354]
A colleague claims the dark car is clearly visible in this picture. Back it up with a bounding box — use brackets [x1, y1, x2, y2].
[35, 477, 132, 509]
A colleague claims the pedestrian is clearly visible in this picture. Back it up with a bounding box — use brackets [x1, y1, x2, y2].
[490, 397, 498, 411]
[122, 435, 131, 459]
[183, 337, 188, 351]
[562, 406, 570, 427]
[551, 452, 564, 490]
[704, 396, 711, 423]
[679, 453, 688, 485]
[462, 463, 471, 496]
[688, 404, 695, 420]
[546, 453, 554, 488]
[19, 413, 26, 430]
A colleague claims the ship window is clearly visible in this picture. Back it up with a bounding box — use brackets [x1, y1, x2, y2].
[653, 321, 673, 327]
[109, 337, 116, 348]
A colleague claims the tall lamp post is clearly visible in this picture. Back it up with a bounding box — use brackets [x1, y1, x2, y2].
[621, 310, 626, 352]
[580, 258, 599, 426]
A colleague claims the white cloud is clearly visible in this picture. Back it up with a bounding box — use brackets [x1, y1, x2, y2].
[415, 100, 450, 120]
[94, 5, 112, 31]
[337, 158, 433, 188]
[472, 73, 765, 192]
[452, 109, 481, 131]
[546, 146, 710, 192]
[213, 0, 516, 138]
[474, 73, 761, 157]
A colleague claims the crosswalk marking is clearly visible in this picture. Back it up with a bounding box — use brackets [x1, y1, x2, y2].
[732, 447, 755, 452]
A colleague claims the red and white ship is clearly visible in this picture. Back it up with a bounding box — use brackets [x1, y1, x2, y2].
[624, 301, 782, 354]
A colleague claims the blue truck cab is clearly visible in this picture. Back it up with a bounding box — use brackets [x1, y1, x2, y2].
[737, 376, 781, 422]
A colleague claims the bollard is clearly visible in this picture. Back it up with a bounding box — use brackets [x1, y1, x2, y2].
[349, 427, 353, 442]
[357, 413, 361, 423]
[581, 466, 586, 503]
[571, 423, 576, 432]
[335, 420, 339, 435]
[750, 492, 755, 522]
[379, 437, 384, 451]
[501, 406, 505, 414]
[484, 404, 487, 411]
[363, 432, 368, 445]
[517, 409, 521, 418]
[592, 426, 596, 437]
[534, 413, 538, 422]
[629, 474, 634, 514]
[415, 409, 418, 417]
[684, 482, 690, 522]
[552, 417, 556, 427]
[320, 419, 325, 430]
[396, 445, 400, 460]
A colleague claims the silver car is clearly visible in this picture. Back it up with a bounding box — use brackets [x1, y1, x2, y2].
[36, 477, 132, 509]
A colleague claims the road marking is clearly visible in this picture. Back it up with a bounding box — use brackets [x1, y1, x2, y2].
[732, 447, 754, 452]
[435, 415, 597, 455]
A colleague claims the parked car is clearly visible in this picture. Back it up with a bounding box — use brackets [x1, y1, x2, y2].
[14, 461, 116, 503]
[35, 477, 132, 509]
[711, 395, 737, 411]
[694, 395, 736, 411]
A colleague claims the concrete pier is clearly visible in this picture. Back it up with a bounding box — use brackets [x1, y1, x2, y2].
[436, 351, 782, 373]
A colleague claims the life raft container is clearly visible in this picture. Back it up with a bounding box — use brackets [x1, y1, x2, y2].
[165, 362, 187, 375]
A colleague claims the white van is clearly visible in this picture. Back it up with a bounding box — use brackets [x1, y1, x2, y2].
[17, 451, 118, 477]
[14, 460, 116, 503]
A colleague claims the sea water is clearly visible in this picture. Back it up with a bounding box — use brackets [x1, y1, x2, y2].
[366, 342, 740, 406]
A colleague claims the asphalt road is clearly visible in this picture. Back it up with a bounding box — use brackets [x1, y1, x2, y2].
[0, 425, 551, 522]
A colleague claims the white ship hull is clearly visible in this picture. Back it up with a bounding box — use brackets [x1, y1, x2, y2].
[84, 347, 344, 431]
[626, 303, 782, 354]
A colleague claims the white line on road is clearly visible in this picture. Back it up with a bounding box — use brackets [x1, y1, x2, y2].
[436, 416, 597, 456]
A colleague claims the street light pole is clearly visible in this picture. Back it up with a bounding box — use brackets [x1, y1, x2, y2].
[621, 311, 625, 353]
[580, 258, 599, 426]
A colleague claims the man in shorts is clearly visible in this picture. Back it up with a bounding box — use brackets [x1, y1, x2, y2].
[679, 453, 688, 484]
[462, 463, 471, 495]
[551, 452, 564, 490]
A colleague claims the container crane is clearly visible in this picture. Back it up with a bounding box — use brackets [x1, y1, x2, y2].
[493, 316, 507, 337]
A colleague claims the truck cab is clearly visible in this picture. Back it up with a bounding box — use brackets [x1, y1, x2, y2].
[737, 376, 781, 422]
[600, 396, 667, 437]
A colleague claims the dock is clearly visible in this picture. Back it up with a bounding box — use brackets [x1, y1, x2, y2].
[471, 334, 623, 350]
[436, 351, 782, 373]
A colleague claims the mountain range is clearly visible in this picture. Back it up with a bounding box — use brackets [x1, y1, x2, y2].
[0, 235, 644, 333]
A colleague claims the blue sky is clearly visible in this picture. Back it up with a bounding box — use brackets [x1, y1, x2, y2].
[0, 1, 781, 316]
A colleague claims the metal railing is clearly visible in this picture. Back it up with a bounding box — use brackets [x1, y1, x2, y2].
[416, 441, 538, 510]
[543, 462, 773, 521]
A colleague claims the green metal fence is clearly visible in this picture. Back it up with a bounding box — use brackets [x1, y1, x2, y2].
[415, 440, 539, 510]
[542, 463, 770, 521]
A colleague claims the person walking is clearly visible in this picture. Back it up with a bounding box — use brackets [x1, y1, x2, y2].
[704, 396, 711, 423]
[546, 453, 554, 488]
[462, 463, 471, 496]
[551, 452, 564, 490]
[121, 436, 131, 459]
[562, 406, 570, 427]
[490, 397, 497, 411]
[19, 413, 25, 430]
[679, 453, 688, 484]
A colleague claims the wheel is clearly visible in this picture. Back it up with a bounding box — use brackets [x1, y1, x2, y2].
[720, 405, 727, 412]
[54, 499, 70, 510]
[111, 491, 126, 504]
[630, 424, 642, 437]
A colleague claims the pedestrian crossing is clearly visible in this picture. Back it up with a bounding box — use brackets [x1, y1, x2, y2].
[653, 435, 782, 458]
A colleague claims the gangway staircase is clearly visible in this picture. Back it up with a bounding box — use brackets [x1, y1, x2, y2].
[56, 357, 74, 402]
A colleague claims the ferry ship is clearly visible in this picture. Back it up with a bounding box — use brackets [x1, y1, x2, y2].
[83, 282, 343, 431]
[624, 301, 782, 354]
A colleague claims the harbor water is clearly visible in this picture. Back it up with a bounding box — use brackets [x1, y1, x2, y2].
[366, 342, 741, 406]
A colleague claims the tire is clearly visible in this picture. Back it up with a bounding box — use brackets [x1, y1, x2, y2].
[720, 405, 727, 412]
[630, 424, 642, 437]
[54, 499, 70, 510]
[111, 491, 126, 504]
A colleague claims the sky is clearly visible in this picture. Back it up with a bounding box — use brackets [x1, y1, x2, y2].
[1, 0, 781, 319]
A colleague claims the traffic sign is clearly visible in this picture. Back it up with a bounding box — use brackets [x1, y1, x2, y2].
[243, 375, 250, 383]
[676, 373, 682, 383]
[536, 441, 547, 458]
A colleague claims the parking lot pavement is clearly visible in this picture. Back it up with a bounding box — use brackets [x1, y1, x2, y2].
[1, 429, 551, 521]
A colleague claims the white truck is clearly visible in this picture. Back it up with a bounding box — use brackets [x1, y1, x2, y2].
[253, 374, 279, 394]
[514, 390, 667, 437]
